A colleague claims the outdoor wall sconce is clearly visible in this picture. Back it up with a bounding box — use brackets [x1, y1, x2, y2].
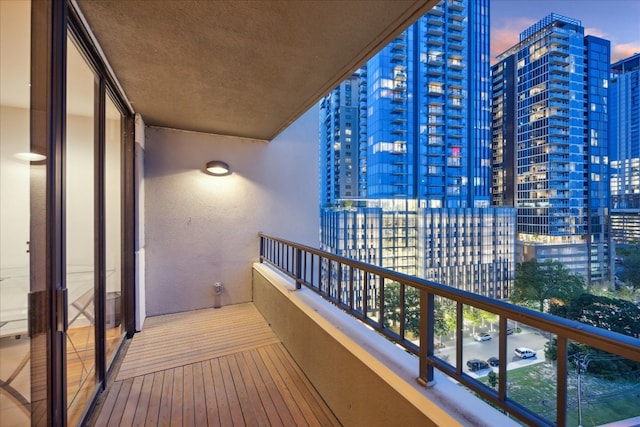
[14, 151, 47, 162]
[205, 160, 231, 176]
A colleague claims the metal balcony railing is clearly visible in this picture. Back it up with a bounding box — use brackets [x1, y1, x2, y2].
[259, 233, 640, 427]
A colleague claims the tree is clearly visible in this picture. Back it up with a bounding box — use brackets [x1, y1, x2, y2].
[550, 293, 640, 338]
[511, 259, 586, 312]
[383, 281, 420, 338]
[545, 293, 640, 378]
[464, 305, 484, 336]
[487, 370, 498, 388]
[383, 283, 455, 343]
[434, 298, 455, 345]
[617, 243, 640, 289]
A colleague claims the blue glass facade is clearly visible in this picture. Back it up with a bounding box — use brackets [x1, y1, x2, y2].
[491, 14, 611, 284]
[610, 54, 640, 246]
[610, 54, 640, 208]
[320, 0, 516, 298]
[319, 74, 360, 207]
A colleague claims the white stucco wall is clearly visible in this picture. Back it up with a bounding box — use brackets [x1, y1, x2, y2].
[144, 106, 320, 316]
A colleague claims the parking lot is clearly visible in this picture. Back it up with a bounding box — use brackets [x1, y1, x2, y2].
[434, 325, 550, 377]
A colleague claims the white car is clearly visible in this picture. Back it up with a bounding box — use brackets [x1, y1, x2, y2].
[514, 347, 536, 359]
[474, 333, 492, 342]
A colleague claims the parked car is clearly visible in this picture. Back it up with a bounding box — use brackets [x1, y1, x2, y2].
[506, 327, 515, 335]
[467, 359, 490, 371]
[474, 333, 492, 342]
[487, 356, 499, 367]
[514, 347, 536, 359]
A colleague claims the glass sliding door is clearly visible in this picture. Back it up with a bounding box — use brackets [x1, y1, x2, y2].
[0, 1, 46, 425]
[2, 1, 134, 424]
[105, 95, 124, 365]
[65, 35, 97, 425]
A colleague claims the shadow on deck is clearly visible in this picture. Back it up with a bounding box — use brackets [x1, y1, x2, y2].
[90, 303, 340, 426]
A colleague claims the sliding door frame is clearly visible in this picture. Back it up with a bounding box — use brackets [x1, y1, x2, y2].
[31, 1, 136, 424]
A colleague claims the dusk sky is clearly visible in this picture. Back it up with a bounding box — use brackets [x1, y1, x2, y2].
[490, 0, 640, 63]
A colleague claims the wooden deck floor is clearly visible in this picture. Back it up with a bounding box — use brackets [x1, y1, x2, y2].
[91, 303, 340, 426]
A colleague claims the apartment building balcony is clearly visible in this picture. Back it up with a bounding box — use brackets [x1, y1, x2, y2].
[391, 52, 407, 63]
[448, 22, 465, 33]
[448, 32, 465, 42]
[392, 41, 408, 52]
[428, 65, 445, 76]
[447, 0, 465, 12]
[549, 64, 570, 76]
[428, 57, 445, 67]
[449, 41, 465, 51]
[427, 26, 445, 37]
[427, 5, 444, 17]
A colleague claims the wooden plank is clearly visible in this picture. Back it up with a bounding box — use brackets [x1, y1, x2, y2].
[218, 356, 245, 426]
[145, 372, 164, 427]
[192, 362, 208, 426]
[234, 351, 272, 426]
[93, 380, 123, 427]
[202, 358, 220, 426]
[119, 376, 144, 426]
[210, 358, 233, 426]
[170, 366, 184, 426]
[244, 348, 289, 427]
[257, 346, 309, 427]
[155, 370, 173, 427]
[107, 378, 133, 427]
[182, 363, 195, 426]
[132, 373, 155, 427]
[226, 353, 260, 426]
[116, 304, 279, 381]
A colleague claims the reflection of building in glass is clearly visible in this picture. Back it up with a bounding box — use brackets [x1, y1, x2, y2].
[491, 14, 611, 284]
[320, 0, 516, 299]
[610, 54, 640, 245]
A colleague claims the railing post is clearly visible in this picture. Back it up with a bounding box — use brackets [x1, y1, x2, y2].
[556, 336, 568, 427]
[418, 289, 435, 386]
[295, 248, 302, 289]
[259, 235, 265, 263]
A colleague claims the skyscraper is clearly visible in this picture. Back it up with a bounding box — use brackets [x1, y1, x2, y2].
[320, 0, 515, 298]
[610, 53, 640, 245]
[491, 14, 611, 284]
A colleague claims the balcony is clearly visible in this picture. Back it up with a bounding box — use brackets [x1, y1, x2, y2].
[91, 303, 341, 425]
[22, 202, 640, 425]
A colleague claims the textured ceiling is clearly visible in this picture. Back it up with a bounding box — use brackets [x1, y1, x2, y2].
[75, 0, 437, 141]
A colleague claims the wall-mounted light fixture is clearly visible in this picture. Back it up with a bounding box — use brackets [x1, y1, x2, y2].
[205, 160, 231, 176]
[14, 152, 47, 162]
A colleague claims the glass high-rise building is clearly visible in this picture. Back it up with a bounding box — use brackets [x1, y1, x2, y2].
[491, 14, 611, 284]
[610, 53, 640, 245]
[320, 0, 516, 299]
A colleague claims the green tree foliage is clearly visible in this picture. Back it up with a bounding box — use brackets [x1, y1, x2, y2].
[487, 370, 498, 388]
[550, 294, 640, 338]
[545, 294, 640, 378]
[434, 298, 455, 344]
[383, 281, 420, 338]
[512, 259, 586, 311]
[383, 283, 456, 342]
[617, 243, 640, 289]
[464, 305, 484, 335]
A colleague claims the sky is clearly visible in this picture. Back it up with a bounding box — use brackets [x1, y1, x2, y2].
[490, 0, 640, 64]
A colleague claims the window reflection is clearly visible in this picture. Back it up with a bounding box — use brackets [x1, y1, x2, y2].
[105, 95, 123, 364]
[66, 34, 96, 425]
